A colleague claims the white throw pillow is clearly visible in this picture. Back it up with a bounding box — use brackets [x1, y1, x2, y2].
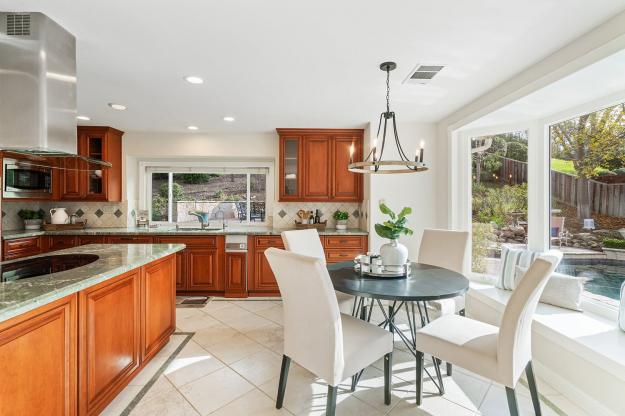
[514, 266, 583, 311]
[496, 246, 541, 290]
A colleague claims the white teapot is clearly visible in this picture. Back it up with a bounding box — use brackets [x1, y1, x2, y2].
[50, 208, 70, 224]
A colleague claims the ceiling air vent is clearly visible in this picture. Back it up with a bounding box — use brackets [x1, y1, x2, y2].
[403, 64, 445, 85]
[6, 14, 31, 36]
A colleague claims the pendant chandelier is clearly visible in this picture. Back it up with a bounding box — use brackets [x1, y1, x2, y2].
[348, 62, 428, 174]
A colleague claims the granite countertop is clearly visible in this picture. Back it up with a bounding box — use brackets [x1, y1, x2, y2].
[2, 226, 369, 240]
[0, 244, 185, 323]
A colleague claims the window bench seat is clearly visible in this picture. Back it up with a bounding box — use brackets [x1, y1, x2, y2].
[465, 282, 625, 416]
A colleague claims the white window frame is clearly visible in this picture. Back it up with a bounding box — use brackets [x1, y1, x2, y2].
[138, 159, 274, 226]
[452, 90, 625, 317]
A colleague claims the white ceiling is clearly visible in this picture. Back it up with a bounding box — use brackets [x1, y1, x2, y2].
[3, 0, 625, 133]
[464, 48, 625, 130]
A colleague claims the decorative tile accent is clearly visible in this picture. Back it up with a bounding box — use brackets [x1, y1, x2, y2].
[75, 209, 84, 218]
[131, 209, 136, 218]
[1, 211, 5, 218]
[278, 210, 287, 218]
[94, 209, 104, 218]
[352, 209, 360, 218]
[114, 209, 123, 218]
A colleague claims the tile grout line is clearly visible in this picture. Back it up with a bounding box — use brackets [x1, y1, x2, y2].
[119, 332, 195, 416]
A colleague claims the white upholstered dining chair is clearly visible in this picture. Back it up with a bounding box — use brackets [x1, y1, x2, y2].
[414, 253, 561, 416]
[281, 229, 355, 314]
[265, 248, 394, 416]
[417, 228, 470, 375]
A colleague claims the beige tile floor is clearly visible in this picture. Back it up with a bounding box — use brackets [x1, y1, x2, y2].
[102, 299, 590, 416]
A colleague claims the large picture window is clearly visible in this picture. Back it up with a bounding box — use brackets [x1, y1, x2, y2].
[147, 167, 268, 225]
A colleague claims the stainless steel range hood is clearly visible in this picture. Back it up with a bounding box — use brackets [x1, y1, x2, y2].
[0, 12, 110, 169]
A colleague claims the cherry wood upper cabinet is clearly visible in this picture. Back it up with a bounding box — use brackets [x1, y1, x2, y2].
[60, 126, 123, 201]
[277, 128, 363, 202]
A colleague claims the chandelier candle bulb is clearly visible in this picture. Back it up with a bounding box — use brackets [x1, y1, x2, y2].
[419, 140, 425, 163]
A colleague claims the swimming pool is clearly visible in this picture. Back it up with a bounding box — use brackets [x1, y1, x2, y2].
[557, 259, 625, 301]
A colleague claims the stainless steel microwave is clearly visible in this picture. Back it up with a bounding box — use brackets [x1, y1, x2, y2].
[3, 158, 53, 198]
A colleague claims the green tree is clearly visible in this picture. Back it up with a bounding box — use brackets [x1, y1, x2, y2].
[551, 103, 625, 219]
[506, 141, 527, 162]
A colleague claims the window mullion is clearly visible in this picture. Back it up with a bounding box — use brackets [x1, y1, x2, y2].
[246, 173, 251, 225]
[168, 172, 173, 223]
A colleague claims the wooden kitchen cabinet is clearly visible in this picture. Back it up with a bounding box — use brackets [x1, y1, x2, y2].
[79, 269, 141, 416]
[60, 126, 123, 201]
[141, 256, 176, 361]
[277, 128, 364, 202]
[49, 235, 78, 251]
[76, 235, 106, 246]
[225, 251, 247, 298]
[155, 236, 225, 294]
[105, 235, 154, 244]
[2, 235, 43, 260]
[324, 235, 368, 264]
[0, 294, 78, 416]
[248, 236, 284, 295]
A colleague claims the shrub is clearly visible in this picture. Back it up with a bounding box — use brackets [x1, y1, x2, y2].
[159, 182, 184, 200]
[506, 141, 528, 162]
[593, 167, 616, 177]
[472, 223, 496, 273]
[613, 167, 625, 176]
[176, 173, 220, 184]
[603, 238, 625, 249]
[472, 183, 527, 227]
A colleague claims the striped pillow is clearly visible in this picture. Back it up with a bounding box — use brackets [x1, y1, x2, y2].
[496, 246, 540, 290]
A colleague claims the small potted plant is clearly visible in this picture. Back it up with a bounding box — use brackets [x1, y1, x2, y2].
[333, 210, 349, 230]
[18, 209, 44, 230]
[374, 202, 413, 270]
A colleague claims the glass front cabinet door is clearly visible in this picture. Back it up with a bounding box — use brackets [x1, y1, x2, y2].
[280, 136, 301, 200]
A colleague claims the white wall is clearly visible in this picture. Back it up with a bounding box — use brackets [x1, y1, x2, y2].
[122, 131, 278, 203]
[366, 122, 438, 260]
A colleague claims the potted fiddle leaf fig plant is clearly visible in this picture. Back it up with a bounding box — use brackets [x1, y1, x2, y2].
[18, 209, 44, 230]
[374, 202, 413, 270]
[333, 210, 349, 230]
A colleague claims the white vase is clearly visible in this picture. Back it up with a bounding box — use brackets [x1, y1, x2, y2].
[336, 220, 348, 230]
[380, 239, 408, 269]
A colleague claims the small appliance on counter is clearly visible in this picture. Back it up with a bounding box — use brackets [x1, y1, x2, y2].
[136, 210, 150, 227]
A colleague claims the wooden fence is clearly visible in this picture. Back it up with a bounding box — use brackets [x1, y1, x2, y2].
[491, 157, 625, 218]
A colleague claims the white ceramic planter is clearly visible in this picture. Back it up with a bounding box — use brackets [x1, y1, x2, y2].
[23, 219, 42, 230]
[380, 239, 408, 269]
[336, 220, 347, 230]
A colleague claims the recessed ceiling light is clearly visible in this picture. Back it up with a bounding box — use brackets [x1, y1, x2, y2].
[187, 125, 199, 130]
[76, 115, 90, 121]
[223, 116, 235, 122]
[108, 103, 127, 111]
[184, 76, 204, 84]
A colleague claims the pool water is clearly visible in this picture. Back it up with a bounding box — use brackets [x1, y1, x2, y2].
[557, 260, 625, 300]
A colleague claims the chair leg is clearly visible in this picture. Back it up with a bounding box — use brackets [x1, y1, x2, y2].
[350, 374, 358, 392]
[526, 361, 542, 416]
[276, 355, 291, 409]
[416, 351, 424, 406]
[446, 362, 452, 376]
[505, 387, 520, 416]
[326, 385, 338, 416]
[384, 352, 392, 405]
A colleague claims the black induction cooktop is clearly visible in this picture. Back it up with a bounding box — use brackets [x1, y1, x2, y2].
[0, 254, 99, 282]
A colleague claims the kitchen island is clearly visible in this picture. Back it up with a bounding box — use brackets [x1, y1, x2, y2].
[0, 243, 184, 416]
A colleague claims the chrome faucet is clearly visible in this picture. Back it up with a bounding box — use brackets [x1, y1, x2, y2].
[188, 211, 211, 229]
[215, 208, 227, 229]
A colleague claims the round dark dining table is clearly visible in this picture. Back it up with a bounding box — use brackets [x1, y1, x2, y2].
[327, 261, 470, 396]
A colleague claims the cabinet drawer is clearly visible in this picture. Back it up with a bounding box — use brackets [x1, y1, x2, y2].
[155, 236, 218, 248]
[324, 236, 364, 249]
[3, 237, 42, 260]
[254, 236, 284, 249]
[106, 235, 154, 244]
[77, 235, 106, 245]
[325, 249, 364, 263]
[48, 235, 78, 251]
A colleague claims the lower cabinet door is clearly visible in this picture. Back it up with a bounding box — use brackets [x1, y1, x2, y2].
[0, 295, 77, 416]
[225, 252, 247, 297]
[142, 256, 176, 361]
[187, 248, 223, 291]
[79, 270, 141, 416]
[251, 249, 280, 293]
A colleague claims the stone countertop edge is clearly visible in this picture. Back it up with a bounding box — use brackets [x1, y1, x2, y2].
[0, 243, 185, 324]
[1, 227, 369, 240]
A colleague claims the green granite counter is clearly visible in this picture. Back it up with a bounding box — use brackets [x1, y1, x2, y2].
[0, 243, 185, 323]
[2, 226, 368, 240]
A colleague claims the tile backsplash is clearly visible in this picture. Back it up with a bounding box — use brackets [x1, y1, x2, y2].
[2, 201, 131, 230]
[272, 202, 362, 229]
